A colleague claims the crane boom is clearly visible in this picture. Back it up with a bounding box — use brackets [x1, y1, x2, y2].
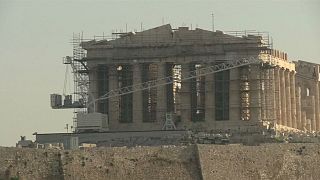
[92, 57, 264, 106]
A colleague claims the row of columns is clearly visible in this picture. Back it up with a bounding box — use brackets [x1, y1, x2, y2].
[91, 62, 320, 132]
[90, 63, 168, 131]
[274, 68, 297, 129]
[274, 67, 320, 132]
[92, 62, 208, 130]
[93, 63, 269, 130]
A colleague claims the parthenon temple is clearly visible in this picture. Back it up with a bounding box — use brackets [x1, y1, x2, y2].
[77, 24, 320, 133]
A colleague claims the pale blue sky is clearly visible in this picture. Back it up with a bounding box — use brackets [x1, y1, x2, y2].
[0, 0, 319, 146]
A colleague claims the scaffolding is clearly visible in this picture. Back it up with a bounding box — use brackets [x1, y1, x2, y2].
[172, 64, 182, 114]
[62, 33, 89, 130]
[224, 30, 272, 49]
[260, 64, 276, 126]
[240, 67, 250, 121]
[191, 64, 206, 122]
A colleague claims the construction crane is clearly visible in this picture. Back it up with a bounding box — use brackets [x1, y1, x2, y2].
[90, 57, 265, 106]
[50, 56, 87, 109]
[50, 33, 89, 110]
[86, 57, 272, 130]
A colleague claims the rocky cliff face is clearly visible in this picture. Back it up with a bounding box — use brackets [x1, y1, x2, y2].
[198, 143, 320, 180]
[0, 147, 63, 180]
[61, 146, 201, 180]
[0, 145, 200, 180]
[1, 144, 320, 180]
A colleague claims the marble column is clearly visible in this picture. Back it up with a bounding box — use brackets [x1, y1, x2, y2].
[310, 96, 316, 131]
[180, 63, 192, 127]
[290, 72, 297, 128]
[108, 65, 120, 129]
[318, 82, 320, 131]
[267, 69, 276, 122]
[88, 66, 98, 113]
[280, 69, 287, 126]
[260, 69, 266, 120]
[270, 69, 276, 123]
[275, 68, 281, 125]
[239, 67, 250, 121]
[132, 64, 143, 127]
[249, 65, 261, 122]
[301, 111, 307, 131]
[296, 87, 302, 130]
[156, 63, 167, 125]
[229, 68, 240, 121]
[315, 82, 320, 131]
[205, 63, 215, 123]
[285, 70, 292, 127]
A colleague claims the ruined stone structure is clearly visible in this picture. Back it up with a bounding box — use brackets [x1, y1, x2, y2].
[295, 61, 320, 131]
[78, 24, 319, 133]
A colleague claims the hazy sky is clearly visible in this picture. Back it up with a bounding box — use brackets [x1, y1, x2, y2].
[0, 0, 319, 147]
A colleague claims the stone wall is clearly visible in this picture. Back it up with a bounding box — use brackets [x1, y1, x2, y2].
[1, 144, 320, 180]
